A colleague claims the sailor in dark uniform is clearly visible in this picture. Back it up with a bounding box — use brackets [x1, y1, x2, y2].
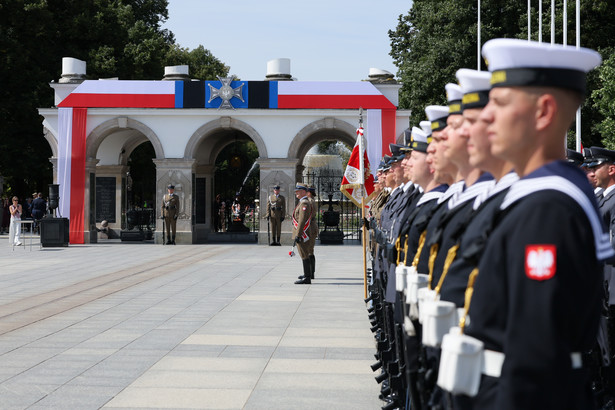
[375, 143, 419, 407]
[424, 82, 494, 291]
[413, 105, 460, 276]
[587, 146, 615, 405]
[584, 147, 604, 198]
[438, 68, 517, 309]
[427, 69, 518, 410]
[566, 148, 584, 167]
[462, 38, 611, 409]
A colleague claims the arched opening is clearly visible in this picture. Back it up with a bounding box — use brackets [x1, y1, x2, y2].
[127, 141, 156, 209]
[191, 125, 261, 242]
[293, 126, 361, 244]
[92, 122, 161, 241]
[213, 137, 260, 234]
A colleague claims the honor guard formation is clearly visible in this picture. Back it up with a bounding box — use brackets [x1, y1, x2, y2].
[363, 39, 615, 409]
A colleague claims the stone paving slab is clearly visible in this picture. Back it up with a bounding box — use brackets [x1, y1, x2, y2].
[0, 238, 381, 409]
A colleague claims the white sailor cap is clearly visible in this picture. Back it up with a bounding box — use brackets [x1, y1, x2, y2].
[410, 127, 429, 153]
[445, 83, 463, 115]
[455, 68, 492, 110]
[419, 120, 432, 139]
[482, 38, 602, 94]
[425, 105, 449, 132]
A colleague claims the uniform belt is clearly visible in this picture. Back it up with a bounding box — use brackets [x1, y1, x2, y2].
[482, 349, 582, 378]
[272, 207, 282, 210]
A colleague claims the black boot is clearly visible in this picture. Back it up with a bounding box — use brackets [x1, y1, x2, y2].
[166, 237, 172, 245]
[172, 235, 176, 245]
[309, 255, 315, 279]
[295, 259, 312, 284]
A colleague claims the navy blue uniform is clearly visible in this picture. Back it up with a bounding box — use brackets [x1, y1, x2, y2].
[466, 161, 613, 409]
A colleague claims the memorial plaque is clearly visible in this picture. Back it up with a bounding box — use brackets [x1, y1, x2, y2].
[195, 177, 206, 224]
[96, 177, 116, 223]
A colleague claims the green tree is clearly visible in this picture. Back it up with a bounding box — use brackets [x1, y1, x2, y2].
[389, 0, 615, 148]
[0, 0, 228, 201]
[592, 53, 615, 149]
[164, 44, 229, 80]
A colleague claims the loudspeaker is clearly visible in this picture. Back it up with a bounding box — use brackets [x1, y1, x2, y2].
[40, 217, 69, 247]
[48, 184, 59, 214]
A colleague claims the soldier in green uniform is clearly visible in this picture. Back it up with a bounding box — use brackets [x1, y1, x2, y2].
[300, 184, 318, 280]
[161, 184, 179, 245]
[266, 185, 285, 246]
[292, 184, 314, 284]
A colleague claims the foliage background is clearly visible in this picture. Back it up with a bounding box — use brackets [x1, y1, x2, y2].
[389, 0, 615, 149]
[0, 0, 228, 201]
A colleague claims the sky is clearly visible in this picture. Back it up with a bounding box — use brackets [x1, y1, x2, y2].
[161, 0, 412, 82]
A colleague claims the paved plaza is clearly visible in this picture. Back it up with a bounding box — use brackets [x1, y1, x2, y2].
[0, 236, 380, 409]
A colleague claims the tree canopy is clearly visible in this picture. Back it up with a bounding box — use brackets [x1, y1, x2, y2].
[0, 0, 228, 200]
[389, 0, 615, 149]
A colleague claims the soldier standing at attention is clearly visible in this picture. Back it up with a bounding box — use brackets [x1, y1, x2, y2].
[292, 184, 313, 285]
[462, 39, 611, 409]
[266, 185, 285, 246]
[299, 184, 317, 281]
[161, 184, 179, 245]
[586, 147, 615, 405]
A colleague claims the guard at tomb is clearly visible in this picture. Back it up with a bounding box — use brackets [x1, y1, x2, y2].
[161, 184, 179, 245]
[266, 185, 285, 246]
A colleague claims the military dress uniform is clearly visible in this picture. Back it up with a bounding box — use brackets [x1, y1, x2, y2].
[161, 184, 179, 244]
[292, 184, 314, 285]
[305, 185, 318, 279]
[461, 39, 611, 410]
[587, 146, 615, 404]
[266, 186, 285, 245]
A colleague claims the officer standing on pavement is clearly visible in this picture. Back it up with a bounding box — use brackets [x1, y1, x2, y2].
[301, 185, 318, 280]
[161, 184, 179, 245]
[266, 185, 285, 246]
[461, 39, 611, 409]
[292, 184, 314, 285]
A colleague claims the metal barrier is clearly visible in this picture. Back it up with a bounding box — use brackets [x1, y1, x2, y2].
[302, 171, 362, 242]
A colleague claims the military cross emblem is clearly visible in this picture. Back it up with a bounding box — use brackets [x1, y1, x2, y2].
[208, 76, 244, 109]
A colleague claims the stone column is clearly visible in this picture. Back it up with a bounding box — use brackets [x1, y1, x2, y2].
[257, 158, 299, 245]
[49, 157, 58, 185]
[153, 158, 196, 244]
[84, 158, 100, 243]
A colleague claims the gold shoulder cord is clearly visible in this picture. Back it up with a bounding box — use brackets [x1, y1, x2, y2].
[412, 230, 427, 268]
[427, 243, 439, 290]
[395, 235, 409, 266]
[459, 267, 479, 333]
[433, 244, 460, 295]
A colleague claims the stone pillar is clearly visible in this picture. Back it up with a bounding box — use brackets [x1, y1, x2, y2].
[95, 165, 129, 239]
[257, 158, 299, 245]
[84, 158, 100, 243]
[49, 157, 58, 185]
[153, 158, 196, 244]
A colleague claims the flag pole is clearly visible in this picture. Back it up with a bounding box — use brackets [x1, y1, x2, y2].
[358, 107, 368, 298]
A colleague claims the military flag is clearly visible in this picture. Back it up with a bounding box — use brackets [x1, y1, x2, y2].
[340, 126, 376, 208]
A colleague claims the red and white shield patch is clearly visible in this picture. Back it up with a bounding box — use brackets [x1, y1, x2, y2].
[525, 245, 556, 280]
